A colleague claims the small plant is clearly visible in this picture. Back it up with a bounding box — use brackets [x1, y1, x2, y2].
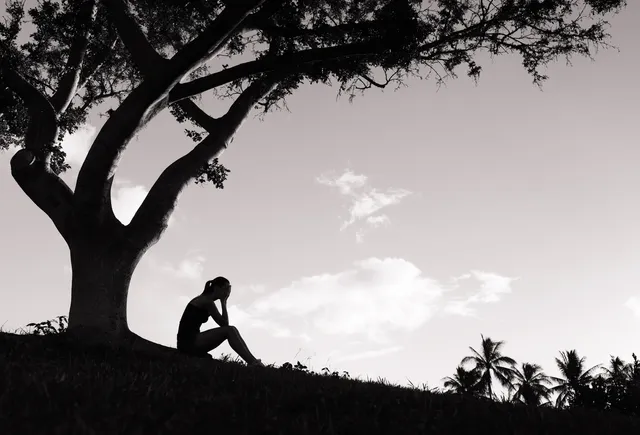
[25, 315, 68, 335]
[321, 366, 351, 379]
[279, 361, 310, 373]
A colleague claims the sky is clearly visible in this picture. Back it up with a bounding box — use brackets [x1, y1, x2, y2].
[1, 1, 639, 397]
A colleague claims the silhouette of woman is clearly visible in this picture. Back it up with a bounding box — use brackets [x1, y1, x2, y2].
[177, 276, 263, 366]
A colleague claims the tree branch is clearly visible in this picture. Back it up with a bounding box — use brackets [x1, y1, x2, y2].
[2, 66, 75, 243]
[175, 98, 221, 131]
[169, 0, 266, 74]
[74, 0, 264, 218]
[78, 32, 119, 89]
[98, 0, 167, 75]
[126, 75, 279, 249]
[168, 41, 378, 103]
[50, 0, 98, 114]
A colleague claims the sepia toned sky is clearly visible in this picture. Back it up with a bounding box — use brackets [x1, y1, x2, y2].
[1, 2, 639, 396]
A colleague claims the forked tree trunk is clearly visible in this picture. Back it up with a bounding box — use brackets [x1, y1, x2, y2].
[57, 213, 181, 359]
[61, 218, 152, 349]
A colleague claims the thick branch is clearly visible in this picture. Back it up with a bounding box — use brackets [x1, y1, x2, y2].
[50, 0, 98, 114]
[169, 0, 265, 74]
[175, 99, 220, 131]
[74, 0, 263, 217]
[240, 0, 286, 32]
[2, 67, 58, 157]
[98, 0, 167, 75]
[126, 76, 278, 249]
[168, 41, 378, 103]
[10, 150, 75, 245]
[2, 67, 75, 243]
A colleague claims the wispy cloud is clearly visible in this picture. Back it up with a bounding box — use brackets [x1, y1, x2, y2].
[228, 304, 310, 341]
[317, 169, 411, 242]
[316, 170, 367, 195]
[247, 258, 518, 343]
[111, 179, 177, 227]
[443, 271, 519, 317]
[111, 180, 149, 225]
[625, 296, 640, 317]
[150, 255, 207, 281]
[356, 215, 391, 243]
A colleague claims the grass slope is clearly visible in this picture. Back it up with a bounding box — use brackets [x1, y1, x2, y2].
[2, 330, 640, 435]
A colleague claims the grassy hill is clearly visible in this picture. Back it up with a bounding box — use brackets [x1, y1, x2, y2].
[2, 328, 640, 434]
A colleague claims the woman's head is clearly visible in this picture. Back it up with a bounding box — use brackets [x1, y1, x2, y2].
[203, 276, 231, 300]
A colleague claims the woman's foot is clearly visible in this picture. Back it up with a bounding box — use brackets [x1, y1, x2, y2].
[249, 358, 264, 367]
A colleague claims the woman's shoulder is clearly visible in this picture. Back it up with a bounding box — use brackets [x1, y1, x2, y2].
[189, 295, 209, 309]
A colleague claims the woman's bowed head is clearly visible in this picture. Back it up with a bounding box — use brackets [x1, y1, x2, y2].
[176, 276, 264, 367]
[203, 276, 231, 302]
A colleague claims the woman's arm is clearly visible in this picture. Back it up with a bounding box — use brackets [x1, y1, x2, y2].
[207, 302, 228, 327]
[220, 300, 230, 327]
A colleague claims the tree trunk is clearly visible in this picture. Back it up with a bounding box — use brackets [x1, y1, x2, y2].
[61, 224, 183, 360]
[64, 225, 143, 346]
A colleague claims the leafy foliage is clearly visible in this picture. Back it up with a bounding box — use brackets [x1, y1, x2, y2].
[0, 0, 627, 186]
[25, 315, 68, 335]
[461, 334, 518, 400]
[509, 362, 554, 406]
[442, 365, 484, 396]
[550, 349, 601, 408]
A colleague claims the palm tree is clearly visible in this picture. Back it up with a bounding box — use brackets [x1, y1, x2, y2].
[442, 365, 482, 396]
[509, 362, 554, 406]
[602, 355, 631, 386]
[550, 349, 601, 409]
[627, 353, 640, 384]
[461, 334, 517, 400]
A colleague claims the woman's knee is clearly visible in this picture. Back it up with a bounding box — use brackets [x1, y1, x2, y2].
[225, 325, 238, 335]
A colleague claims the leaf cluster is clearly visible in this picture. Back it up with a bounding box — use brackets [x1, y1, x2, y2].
[0, 0, 627, 185]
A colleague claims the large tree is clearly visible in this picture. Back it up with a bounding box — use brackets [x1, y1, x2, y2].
[0, 0, 627, 352]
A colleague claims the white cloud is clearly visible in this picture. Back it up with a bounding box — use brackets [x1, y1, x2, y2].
[111, 179, 176, 227]
[468, 271, 518, 303]
[317, 169, 412, 242]
[244, 259, 518, 343]
[344, 189, 411, 229]
[625, 297, 640, 317]
[355, 215, 391, 243]
[111, 183, 149, 225]
[443, 270, 518, 317]
[229, 305, 310, 340]
[247, 284, 267, 294]
[443, 299, 477, 317]
[60, 124, 97, 168]
[152, 255, 207, 281]
[317, 170, 367, 195]
[367, 215, 390, 227]
[250, 258, 436, 343]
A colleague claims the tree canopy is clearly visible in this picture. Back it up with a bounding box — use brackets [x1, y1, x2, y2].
[1, 0, 627, 185]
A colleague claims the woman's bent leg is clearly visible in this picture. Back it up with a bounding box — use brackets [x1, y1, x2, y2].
[194, 326, 259, 364]
[193, 327, 230, 354]
[226, 326, 259, 364]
